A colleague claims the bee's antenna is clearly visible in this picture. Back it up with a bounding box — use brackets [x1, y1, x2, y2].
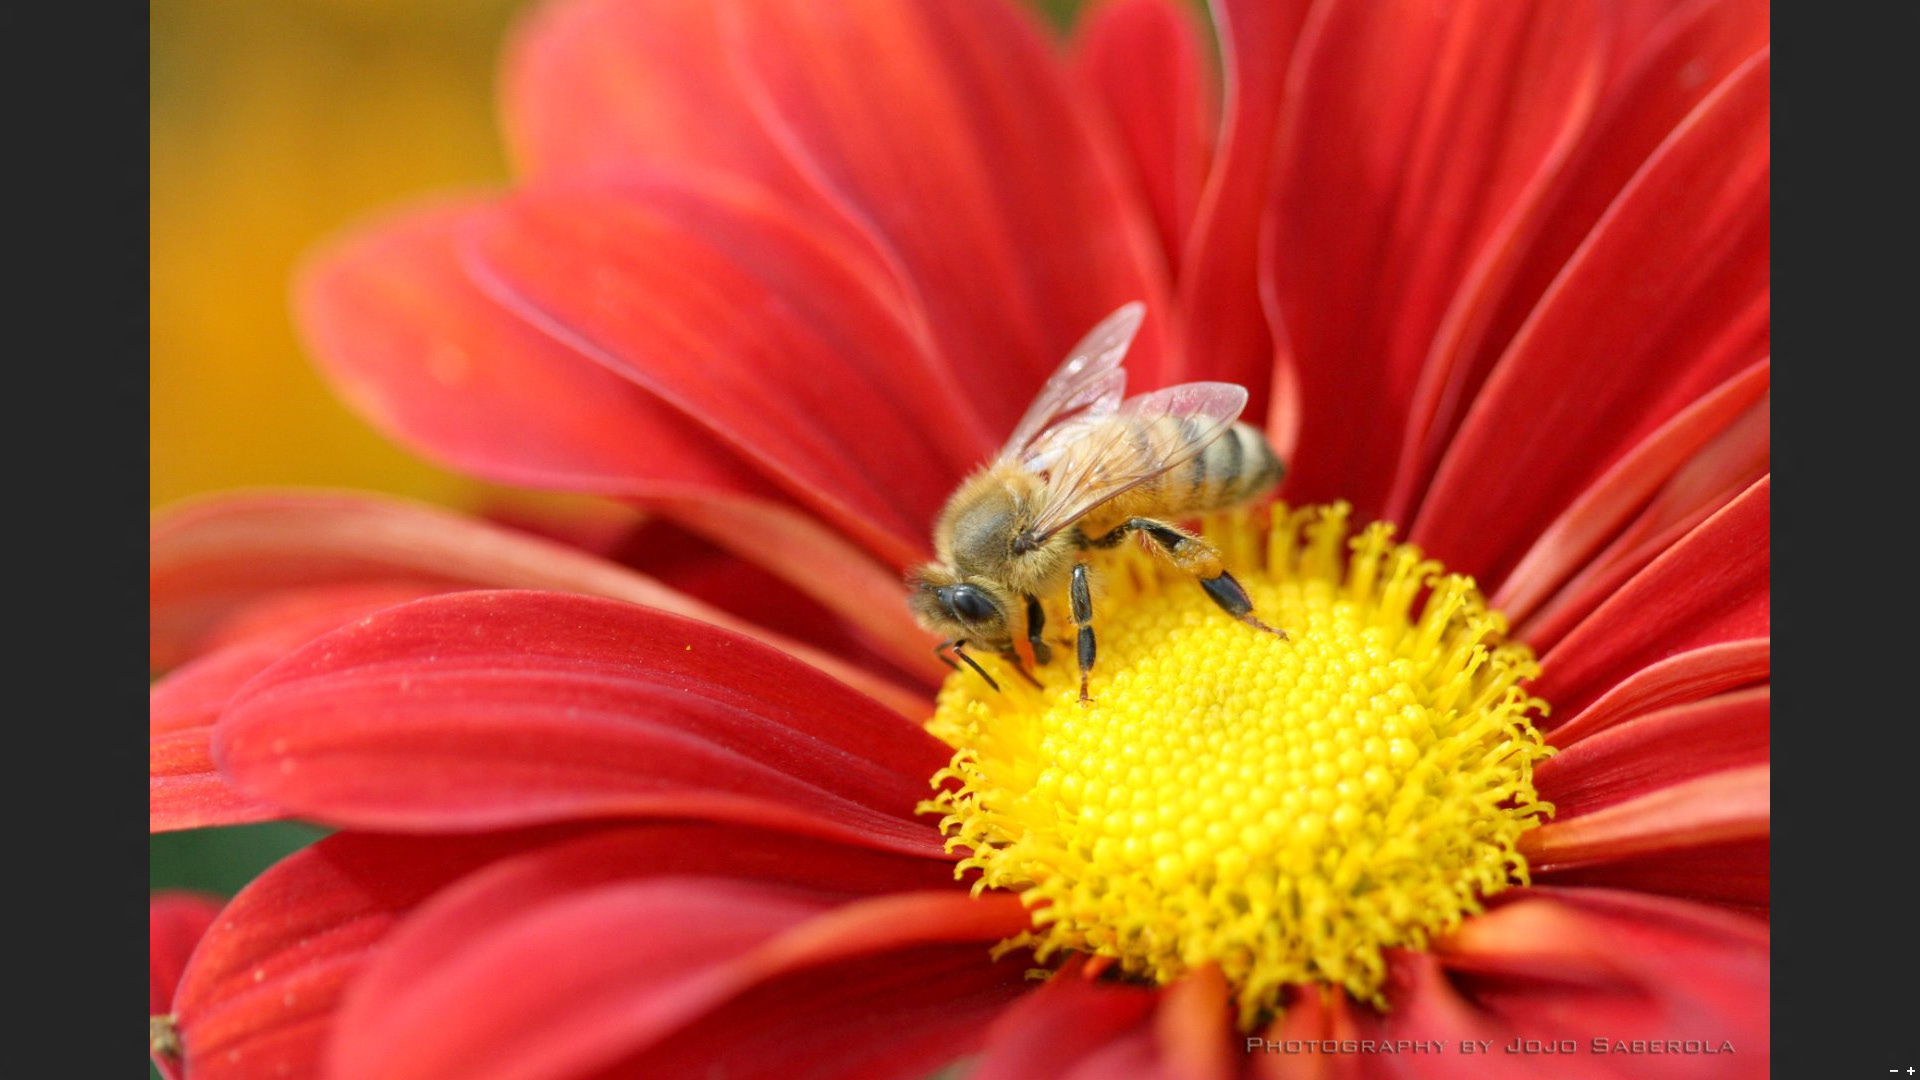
[944, 639, 1001, 693]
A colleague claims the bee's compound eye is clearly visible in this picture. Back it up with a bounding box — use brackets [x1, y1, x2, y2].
[942, 585, 998, 623]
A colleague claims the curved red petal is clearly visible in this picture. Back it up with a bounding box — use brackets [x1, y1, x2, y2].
[1534, 836, 1767, 914]
[294, 200, 777, 500]
[1533, 477, 1768, 717]
[152, 891, 224, 1016]
[1071, 0, 1217, 279]
[723, 0, 1176, 407]
[1536, 687, 1768, 814]
[1395, 1, 1769, 526]
[613, 937, 1032, 1080]
[1521, 764, 1767, 870]
[1414, 50, 1769, 582]
[1434, 888, 1768, 1074]
[466, 179, 987, 562]
[172, 829, 574, 1080]
[214, 592, 950, 854]
[153, 492, 936, 712]
[1494, 359, 1768, 622]
[328, 875, 1027, 1080]
[1179, 0, 1313, 404]
[503, 0, 802, 191]
[1517, 386, 1768, 651]
[973, 969, 1160, 1080]
[1429, 1, 1770, 465]
[1548, 637, 1767, 745]
[1267, 0, 1606, 520]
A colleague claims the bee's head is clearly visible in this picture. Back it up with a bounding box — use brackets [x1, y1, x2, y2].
[906, 563, 1011, 645]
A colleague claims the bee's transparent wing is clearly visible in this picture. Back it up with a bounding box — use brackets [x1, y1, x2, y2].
[1024, 381, 1249, 542]
[997, 302, 1144, 462]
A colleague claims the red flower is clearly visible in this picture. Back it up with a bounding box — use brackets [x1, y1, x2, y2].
[150, 0, 1769, 1077]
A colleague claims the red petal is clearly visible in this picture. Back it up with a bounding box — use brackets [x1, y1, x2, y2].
[1493, 359, 1768, 622]
[1267, 0, 1607, 520]
[466, 178, 987, 562]
[503, 0, 805, 194]
[1517, 383, 1768, 651]
[1548, 637, 1768, 745]
[215, 592, 950, 854]
[1534, 837, 1767, 914]
[1413, 50, 1769, 581]
[1071, 0, 1217, 278]
[1536, 687, 1768, 813]
[153, 641, 299, 832]
[1431, 1, 1770, 470]
[152, 891, 223, 1015]
[1434, 888, 1768, 1073]
[172, 829, 573, 1080]
[294, 200, 773, 500]
[1533, 477, 1768, 717]
[328, 864, 1027, 1080]
[614, 934, 1033, 1080]
[724, 0, 1177, 406]
[1521, 764, 1768, 870]
[1154, 965, 1236, 1080]
[1178, 0, 1313, 405]
[152, 492, 935, 713]
[973, 970, 1159, 1080]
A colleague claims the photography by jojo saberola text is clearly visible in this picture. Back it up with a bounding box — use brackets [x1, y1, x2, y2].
[1244, 1037, 1740, 1058]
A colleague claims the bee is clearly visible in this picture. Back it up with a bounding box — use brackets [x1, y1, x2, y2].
[908, 301, 1287, 703]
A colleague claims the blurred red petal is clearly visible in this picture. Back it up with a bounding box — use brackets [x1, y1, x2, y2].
[503, 0, 803, 194]
[1268, 0, 1605, 520]
[1521, 764, 1767, 870]
[1494, 359, 1768, 622]
[1179, 0, 1312, 405]
[1154, 966, 1236, 1080]
[1548, 637, 1768, 745]
[152, 492, 934, 713]
[295, 201, 773, 504]
[1414, 50, 1769, 581]
[616, 937, 1033, 1080]
[334, 825, 956, 1024]
[215, 592, 950, 854]
[152, 891, 224, 1016]
[1072, 0, 1217, 278]
[173, 830, 572, 1080]
[467, 178, 988, 562]
[726, 0, 1176, 407]
[1518, 388, 1769, 650]
[1533, 477, 1768, 716]
[1534, 836, 1767, 914]
[329, 867, 1027, 1080]
[153, 642, 300, 831]
[973, 969, 1159, 1080]
[1536, 687, 1768, 813]
[1435, 888, 1768, 1075]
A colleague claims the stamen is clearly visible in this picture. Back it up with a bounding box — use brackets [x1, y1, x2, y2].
[921, 504, 1553, 1022]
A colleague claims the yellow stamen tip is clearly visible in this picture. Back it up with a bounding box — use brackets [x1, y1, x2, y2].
[922, 504, 1553, 1022]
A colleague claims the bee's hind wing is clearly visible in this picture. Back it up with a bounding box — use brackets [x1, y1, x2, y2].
[998, 302, 1144, 462]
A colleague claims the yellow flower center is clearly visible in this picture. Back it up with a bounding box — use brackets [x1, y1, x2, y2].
[922, 504, 1554, 1020]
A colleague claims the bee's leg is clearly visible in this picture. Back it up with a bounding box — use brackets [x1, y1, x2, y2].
[1023, 594, 1054, 666]
[1101, 517, 1288, 639]
[1071, 562, 1097, 705]
[1199, 572, 1287, 638]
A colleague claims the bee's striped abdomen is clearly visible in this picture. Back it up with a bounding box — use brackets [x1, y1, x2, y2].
[1178, 421, 1284, 513]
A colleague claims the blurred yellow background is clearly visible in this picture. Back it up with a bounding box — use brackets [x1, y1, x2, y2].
[151, 0, 522, 509]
